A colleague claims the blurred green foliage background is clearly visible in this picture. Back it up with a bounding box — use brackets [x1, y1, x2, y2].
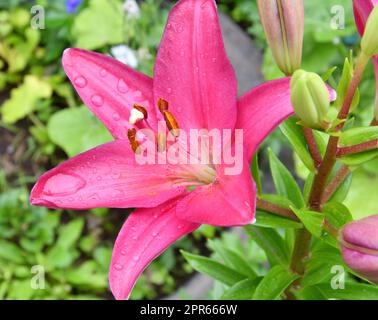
[0, 0, 377, 299]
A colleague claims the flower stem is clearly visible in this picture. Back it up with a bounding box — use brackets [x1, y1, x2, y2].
[288, 51, 369, 288]
[302, 127, 322, 168]
[256, 198, 299, 221]
[337, 139, 378, 157]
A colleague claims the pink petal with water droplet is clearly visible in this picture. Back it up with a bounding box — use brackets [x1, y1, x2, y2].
[62, 48, 157, 139]
[109, 199, 200, 300]
[30, 141, 185, 210]
[153, 0, 237, 131]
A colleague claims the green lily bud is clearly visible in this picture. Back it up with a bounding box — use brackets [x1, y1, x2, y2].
[257, 0, 304, 75]
[361, 5, 378, 57]
[291, 70, 330, 129]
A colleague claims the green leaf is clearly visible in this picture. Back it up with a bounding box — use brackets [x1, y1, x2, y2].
[268, 149, 305, 208]
[280, 117, 316, 172]
[302, 245, 344, 287]
[1, 75, 52, 124]
[255, 210, 302, 229]
[303, 173, 315, 202]
[328, 173, 352, 203]
[181, 251, 245, 287]
[72, 0, 124, 50]
[0, 240, 25, 264]
[245, 226, 289, 266]
[321, 66, 337, 81]
[47, 106, 113, 157]
[253, 265, 299, 300]
[314, 283, 378, 300]
[335, 58, 360, 111]
[221, 278, 262, 300]
[65, 261, 107, 289]
[57, 219, 84, 249]
[208, 240, 257, 278]
[291, 207, 324, 237]
[323, 202, 353, 229]
[251, 153, 262, 195]
[339, 127, 378, 147]
[339, 150, 378, 166]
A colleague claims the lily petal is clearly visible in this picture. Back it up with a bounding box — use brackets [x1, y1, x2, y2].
[30, 141, 185, 210]
[62, 48, 157, 140]
[237, 78, 337, 161]
[153, 0, 237, 131]
[109, 199, 200, 300]
[353, 0, 378, 111]
[236, 78, 294, 161]
[176, 158, 256, 226]
[353, 0, 378, 35]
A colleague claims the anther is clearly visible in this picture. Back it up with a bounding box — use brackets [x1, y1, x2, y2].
[133, 104, 148, 119]
[158, 98, 169, 113]
[163, 110, 180, 137]
[129, 104, 148, 125]
[127, 128, 141, 154]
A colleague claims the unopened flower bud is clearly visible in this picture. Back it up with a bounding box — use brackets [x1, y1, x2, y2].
[339, 215, 378, 284]
[361, 5, 378, 57]
[290, 70, 330, 129]
[257, 0, 304, 75]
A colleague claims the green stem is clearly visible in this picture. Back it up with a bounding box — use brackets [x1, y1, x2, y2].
[288, 51, 369, 290]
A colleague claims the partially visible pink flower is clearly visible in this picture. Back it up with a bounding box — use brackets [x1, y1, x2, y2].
[340, 215, 378, 284]
[30, 0, 334, 300]
[353, 0, 378, 115]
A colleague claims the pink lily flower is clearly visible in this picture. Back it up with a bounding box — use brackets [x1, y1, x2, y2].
[353, 0, 378, 107]
[30, 0, 298, 300]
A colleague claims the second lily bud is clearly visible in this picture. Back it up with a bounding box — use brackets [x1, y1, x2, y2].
[257, 0, 304, 75]
[291, 70, 330, 130]
[339, 215, 378, 284]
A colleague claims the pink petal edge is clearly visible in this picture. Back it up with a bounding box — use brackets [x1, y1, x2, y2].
[153, 0, 238, 131]
[109, 199, 200, 300]
[62, 48, 157, 140]
[30, 140, 185, 210]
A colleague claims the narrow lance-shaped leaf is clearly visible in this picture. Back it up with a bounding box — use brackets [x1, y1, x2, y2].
[221, 278, 262, 300]
[181, 251, 246, 287]
[280, 117, 316, 172]
[208, 240, 257, 279]
[245, 226, 290, 266]
[268, 148, 305, 208]
[253, 265, 299, 300]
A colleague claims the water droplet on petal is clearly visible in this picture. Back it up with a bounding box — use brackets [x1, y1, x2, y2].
[133, 256, 140, 262]
[91, 95, 104, 107]
[113, 113, 120, 121]
[152, 232, 158, 237]
[167, 87, 172, 94]
[120, 250, 126, 256]
[43, 173, 86, 197]
[74, 76, 87, 88]
[117, 79, 129, 93]
[100, 69, 107, 77]
[114, 263, 123, 270]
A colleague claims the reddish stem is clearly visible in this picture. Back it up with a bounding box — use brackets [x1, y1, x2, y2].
[256, 198, 299, 221]
[302, 127, 322, 168]
[337, 139, 378, 157]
